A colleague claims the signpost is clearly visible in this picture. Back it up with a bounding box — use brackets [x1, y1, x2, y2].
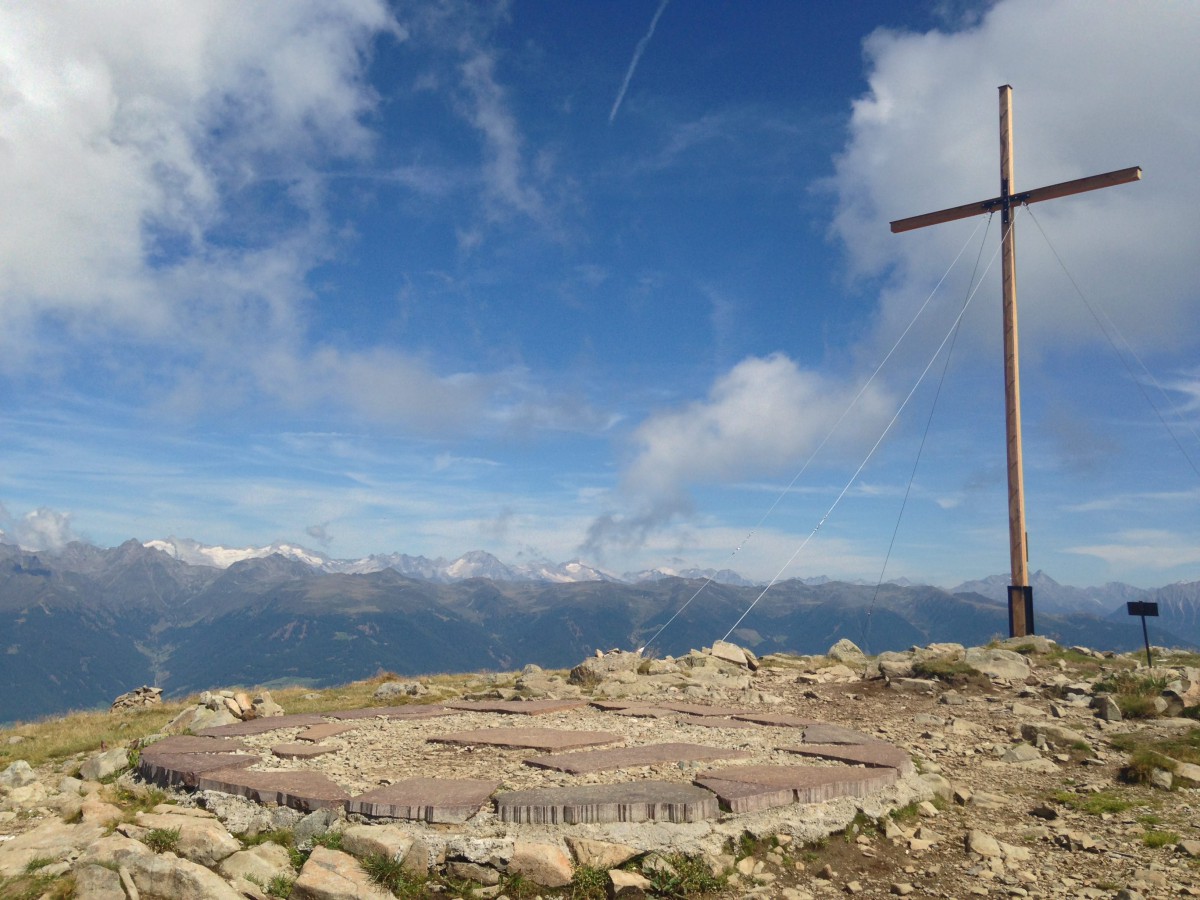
[1127, 601, 1159, 668]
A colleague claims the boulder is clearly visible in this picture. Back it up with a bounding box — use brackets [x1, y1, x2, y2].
[73, 862, 127, 900]
[568, 650, 643, 686]
[292, 846, 390, 899]
[0, 820, 106, 877]
[509, 839, 574, 888]
[964, 647, 1031, 681]
[80, 747, 130, 782]
[341, 824, 413, 861]
[252, 690, 284, 718]
[124, 850, 244, 900]
[373, 680, 427, 701]
[219, 841, 295, 883]
[0, 760, 36, 789]
[128, 811, 240, 867]
[610, 868, 653, 897]
[565, 836, 639, 870]
[827, 638, 865, 662]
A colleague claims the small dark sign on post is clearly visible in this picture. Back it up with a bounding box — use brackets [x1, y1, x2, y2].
[1127, 601, 1159, 668]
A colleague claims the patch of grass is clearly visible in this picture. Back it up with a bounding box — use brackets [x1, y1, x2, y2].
[890, 800, 922, 824]
[569, 864, 609, 900]
[1094, 671, 1169, 719]
[1051, 789, 1133, 815]
[1121, 749, 1177, 785]
[646, 853, 725, 898]
[361, 853, 426, 897]
[1111, 726, 1200, 768]
[500, 872, 541, 898]
[109, 784, 170, 822]
[0, 702, 191, 768]
[1138, 813, 1164, 826]
[240, 827, 297, 850]
[22, 857, 54, 874]
[0, 872, 74, 900]
[1143, 829, 1180, 848]
[911, 656, 989, 690]
[266, 873, 295, 897]
[309, 830, 343, 851]
[144, 826, 181, 853]
[843, 810, 879, 841]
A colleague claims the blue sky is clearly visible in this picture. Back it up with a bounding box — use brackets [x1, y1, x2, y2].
[0, 0, 1197, 588]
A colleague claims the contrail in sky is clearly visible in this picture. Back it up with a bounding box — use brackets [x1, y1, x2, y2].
[609, 0, 671, 124]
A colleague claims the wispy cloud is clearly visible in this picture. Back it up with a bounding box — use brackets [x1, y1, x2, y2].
[608, 0, 670, 124]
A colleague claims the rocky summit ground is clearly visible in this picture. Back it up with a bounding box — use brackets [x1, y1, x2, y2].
[2, 636, 1200, 900]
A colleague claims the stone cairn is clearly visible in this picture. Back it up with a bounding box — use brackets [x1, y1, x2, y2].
[109, 686, 163, 712]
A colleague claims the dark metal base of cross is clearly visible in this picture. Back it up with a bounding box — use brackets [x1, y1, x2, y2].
[1008, 585, 1034, 637]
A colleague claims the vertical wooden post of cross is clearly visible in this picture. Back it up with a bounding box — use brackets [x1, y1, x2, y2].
[889, 86, 1141, 637]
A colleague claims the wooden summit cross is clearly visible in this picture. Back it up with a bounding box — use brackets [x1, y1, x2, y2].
[890, 85, 1140, 638]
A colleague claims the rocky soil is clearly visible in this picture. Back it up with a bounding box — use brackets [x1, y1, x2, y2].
[2, 637, 1199, 899]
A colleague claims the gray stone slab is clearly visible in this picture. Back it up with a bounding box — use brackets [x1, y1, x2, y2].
[442, 699, 589, 715]
[271, 743, 341, 760]
[347, 778, 500, 824]
[196, 714, 326, 736]
[695, 764, 897, 805]
[138, 750, 259, 788]
[496, 780, 719, 824]
[328, 704, 454, 721]
[428, 727, 622, 751]
[780, 742, 914, 775]
[801, 724, 880, 745]
[195, 768, 350, 812]
[688, 777, 797, 814]
[524, 743, 754, 774]
[296, 722, 361, 742]
[730, 713, 820, 728]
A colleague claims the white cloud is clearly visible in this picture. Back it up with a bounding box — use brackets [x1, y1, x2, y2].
[0, 504, 83, 552]
[1064, 529, 1200, 572]
[831, 1, 1200, 355]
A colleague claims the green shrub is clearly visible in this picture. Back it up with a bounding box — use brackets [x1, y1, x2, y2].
[144, 826, 181, 853]
[569, 864, 609, 900]
[647, 853, 725, 898]
[1143, 829, 1180, 848]
[309, 830, 343, 851]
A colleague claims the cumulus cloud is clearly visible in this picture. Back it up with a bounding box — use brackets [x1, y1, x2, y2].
[584, 354, 893, 558]
[830, 1, 1200, 355]
[0, 504, 83, 552]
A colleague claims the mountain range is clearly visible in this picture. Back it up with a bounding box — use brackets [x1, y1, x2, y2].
[2, 537, 1196, 726]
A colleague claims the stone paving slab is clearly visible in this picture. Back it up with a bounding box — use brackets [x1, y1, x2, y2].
[588, 700, 638, 711]
[296, 722, 361, 742]
[779, 742, 914, 775]
[428, 727, 622, 751]
[271, 743, 341, 760]
[495, 780, 719, 824]
[328, 704, 454, 721]
[347, 778, 500, 824]
[138, 750, 259, 788]
[442, 699, 589, 715]
[524, 743, 754, 774]
[730, 713, 820, 728]
[142, 735, 249, 754]
[658, 703, 755, 717]
[611, 706, 678, 718]
[688, 777, 797, 814]
[194, 767, 350, 812]
[696, 764, 898, 807]
[801, 724, 881, 745]
[685, 717, 764, 730]
[196, 713, 327, 737]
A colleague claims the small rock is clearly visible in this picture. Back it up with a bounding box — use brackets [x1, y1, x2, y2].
[965, 830, 1001, 858]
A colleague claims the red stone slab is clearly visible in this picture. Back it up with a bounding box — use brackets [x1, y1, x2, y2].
[196, 713, 326, 737]
[685, 717, 764, 730]
[328, 704, 454, 721]
[696, 764, 897, 806]
[611, 706, 677, 719]
[730, 713, 820, 728]
[780, 743, 914, 775]
[141, 735, 249, 754]
[347, 778, 499, 824]
[495, 780, 719, 824]
[296, 722, 361, 742]
[442, 699, 589, 715]
[689, 777, 797, 814]
[589, 700, 638, 711]
[658, 703, 754, 717]
[138, 750, 259, 788]
[801, 724, 881, 745]
[271, 743, 341, 760]
[195, 767, 350, 812]
[428, 727, 621, 751]
[524, 742, 753, 774]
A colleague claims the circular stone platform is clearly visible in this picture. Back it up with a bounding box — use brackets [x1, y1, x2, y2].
[136, 697, 926, 865]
